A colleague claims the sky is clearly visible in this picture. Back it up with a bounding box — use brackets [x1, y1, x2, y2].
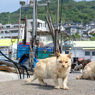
[0, 0, 93, 13]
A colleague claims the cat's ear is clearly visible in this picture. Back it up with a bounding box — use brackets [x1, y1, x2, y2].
[68, 52, 72, 58]
[56, 52, 60, 58]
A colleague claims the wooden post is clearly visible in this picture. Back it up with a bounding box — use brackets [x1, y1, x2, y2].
[55, 29, 57, 52]
[23, 18, 27, 44]
[9, 51, 12, 59]
[17, 5, 21, 59]
[29, 0, 36, 69]
[35, 0, 38, 58]
[55, 0, 59, 53]
[60, 32, 62, 53]
[57, 0, 59, 28]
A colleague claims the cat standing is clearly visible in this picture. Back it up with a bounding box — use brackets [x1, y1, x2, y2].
[25, 52, 72, 89]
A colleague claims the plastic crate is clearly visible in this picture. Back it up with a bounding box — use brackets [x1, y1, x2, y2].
[17, 45, 30, 58]
[37, 47, 54, 59]
[37, 51, 53, 59]
[37, 47, 54, 52]
[18, 45, 29, 50]
[17, 45, 54, 59]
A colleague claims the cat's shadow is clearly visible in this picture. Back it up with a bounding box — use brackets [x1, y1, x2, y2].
[23, 83, 54, 90]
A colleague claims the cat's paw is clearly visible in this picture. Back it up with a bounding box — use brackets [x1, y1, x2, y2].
[25, 79, 31, 84]
[62, 86, 69, 90]
[55, 86, 60, 89]
[41, 83, 47, 86]
[76, 75, 82, 79]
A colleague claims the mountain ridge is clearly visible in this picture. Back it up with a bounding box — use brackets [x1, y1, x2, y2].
[0, 0, 95, 25]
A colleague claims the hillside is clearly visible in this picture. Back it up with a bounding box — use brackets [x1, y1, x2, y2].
[0, 0, 95, 25]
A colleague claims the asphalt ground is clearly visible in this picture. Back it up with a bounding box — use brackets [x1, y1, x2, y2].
[0, 73, 95, 95]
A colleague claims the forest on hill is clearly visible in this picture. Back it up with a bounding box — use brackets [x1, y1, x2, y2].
[0, 0, 95, 25]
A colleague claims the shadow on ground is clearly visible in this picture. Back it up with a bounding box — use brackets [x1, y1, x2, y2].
[23, 83, 54, 90]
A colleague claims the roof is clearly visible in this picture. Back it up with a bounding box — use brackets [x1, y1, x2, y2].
[72, 41, 95, 48]
[27, 19, 45, 23]
[0, 39, 22, 47]
[45, 42, 54, 47]
[64, 25, 81, 29]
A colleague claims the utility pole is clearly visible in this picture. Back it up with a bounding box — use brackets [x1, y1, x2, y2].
[17, 1, 25, 59]
[32, 0, 37, 39]
[17, 3, 21, 59]
[22, 0, 47, 69]
[29, 0, 35, 69]
[21, 18, 27, 44]
[35, 0, 38, 58]
[55, 0, 59, 53]
[57, 0, 59, 28]
[18, 4, 21, 45]
[29, 0, 38, 69]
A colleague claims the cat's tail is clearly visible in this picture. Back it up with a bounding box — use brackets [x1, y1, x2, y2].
[76, 75, 82, 79]
[25, 73, 37, 84]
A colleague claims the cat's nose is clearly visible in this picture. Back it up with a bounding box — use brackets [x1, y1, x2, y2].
[62, 64, 65, 68]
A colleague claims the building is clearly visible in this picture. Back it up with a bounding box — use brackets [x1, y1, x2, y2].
[64, 25, 82, 35]
[27, 19, 49, 42]
[63, 41, 95, 61]
[83, 21, 95, 35]
[27, 19, 53, 45]
[0, 24, 25, 39]
[0, 19, 51, 54]
[0, 39, 22, 59]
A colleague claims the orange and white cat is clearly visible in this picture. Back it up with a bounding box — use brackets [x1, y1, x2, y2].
[76, 61, 95, 80]
[25, 52, 72, 90]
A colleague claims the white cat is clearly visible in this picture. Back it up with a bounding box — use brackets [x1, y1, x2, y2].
[25, 52, 72, 89]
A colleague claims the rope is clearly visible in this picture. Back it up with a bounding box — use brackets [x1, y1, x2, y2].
[0, 51, 30, 79]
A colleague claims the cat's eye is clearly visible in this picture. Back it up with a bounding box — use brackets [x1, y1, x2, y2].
[59, 61, 62, 63]
[65, 61, 68, 63]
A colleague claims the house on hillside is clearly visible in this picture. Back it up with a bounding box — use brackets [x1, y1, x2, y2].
[64, 25, 82, 35]
[64, 22, 75, 26]
[84, 21, 95, 34]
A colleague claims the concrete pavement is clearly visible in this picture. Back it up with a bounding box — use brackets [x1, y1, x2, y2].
[0, 73, 95, 95]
